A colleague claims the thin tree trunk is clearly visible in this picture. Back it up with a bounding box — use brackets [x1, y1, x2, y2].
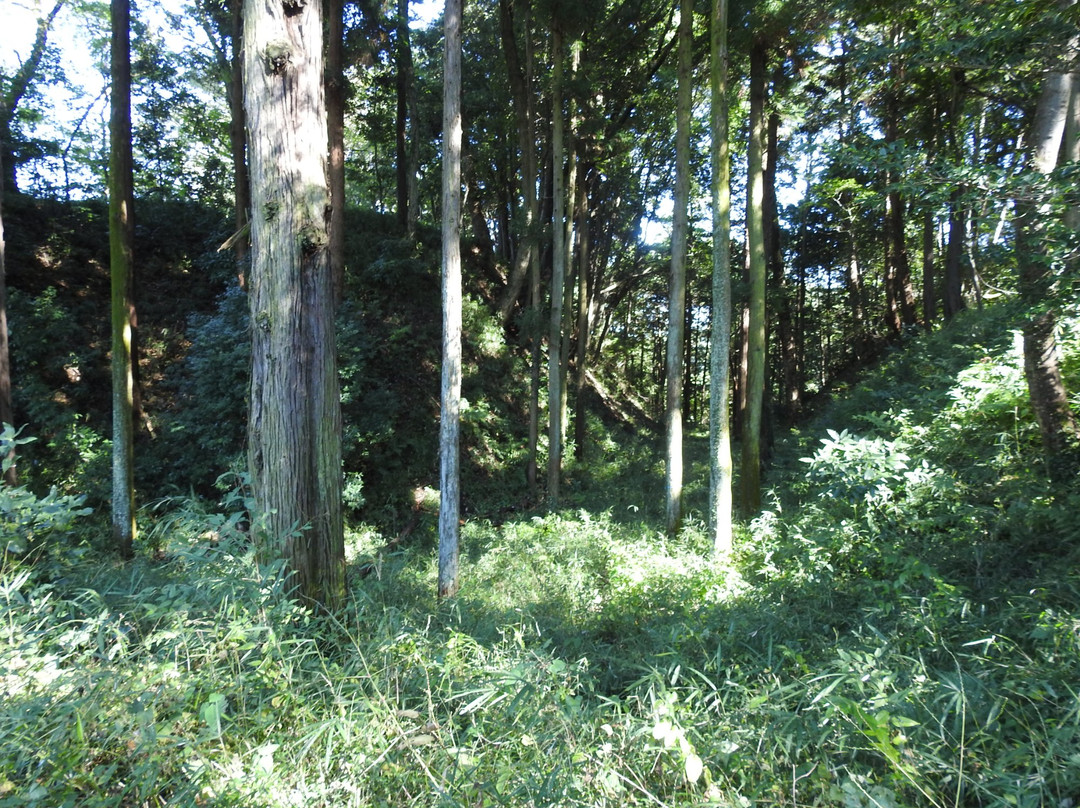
[944, 190, 966, 319]
[244, 0, 344, 608]
[0, 149, 13, 485]
[496, 0, 540, 326]
[229, 0, 250, 285]
[665, 0, 692, 533]
[709, 0, 732, 555]
[921, 207, 935, 329]
[438, 0, 464, 598]
[741, 36, 767, 517]
[548, 23, 566, 507]
[110, 0, 135, 558]
[574, 175, 590, 461]
[396, 0, 412, 231]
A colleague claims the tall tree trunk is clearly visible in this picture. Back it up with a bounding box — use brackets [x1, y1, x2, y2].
[395, 0, 412, 232]
[574, 175, 590, 461]
[244, 0, 344, 608]
[327, 0, 345, 304]
[110, 0, 135, 558]
[229, 0, 250, 285]
[943, 69, 967, 320]
[0, 150, 13, 486]
[709, 0, 732, 556]
[496, 0, 541, 326]
[497, 0, 543, 495]
[548, 23, 566, 507]
[438, 0, 464, 598]
[742, 36, 767, 517]
[765, 103, 797, 422]
[1017, 23, 1079, 477]
[665, 0, 692, 533]
[406, 0, 420, 237]
[944, 189, 966, 319]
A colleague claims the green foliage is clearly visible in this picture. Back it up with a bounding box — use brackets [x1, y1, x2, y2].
[0, 426, 93, 558]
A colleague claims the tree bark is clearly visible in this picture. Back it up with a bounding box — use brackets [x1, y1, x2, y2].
[548, 23, 566, 507]
[574, 173, 590, 461]
[1017, 23, 1080, 476]
[709, 0, 732, 556]
[741, 36, 767, 517]
[230, 0, 250, 284]
[244, 0, 344, 609]
[110, 0, 136, 558]
[665, 0, 692, 533]
[921, 207, 935, 329]
[438, 0, 463, 598]
[395, 0, 413, 232]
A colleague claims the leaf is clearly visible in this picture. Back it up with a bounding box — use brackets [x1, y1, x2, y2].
[684, 752, 704, 784]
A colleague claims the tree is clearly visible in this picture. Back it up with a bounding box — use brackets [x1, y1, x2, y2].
[110, 0, 136, 559]
[1016, 5, 1079, 477]
[741, 36, 767, 517]
[0, 149, 12, 487]
[243, 0, 344, 608]
[708, 0, 732, 555]
[438, 0, 463, 599]
[548, 22, 566, 507]
[665, 0, 691, 534]
[1, 0, 65, 194]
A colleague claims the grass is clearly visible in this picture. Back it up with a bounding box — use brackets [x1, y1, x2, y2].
[3, 304, 1080, 806]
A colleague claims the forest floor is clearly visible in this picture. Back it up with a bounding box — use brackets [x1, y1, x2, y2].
[3, 294, 1080, 805]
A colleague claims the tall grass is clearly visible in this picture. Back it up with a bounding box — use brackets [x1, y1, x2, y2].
[3, 306, 1080, 806]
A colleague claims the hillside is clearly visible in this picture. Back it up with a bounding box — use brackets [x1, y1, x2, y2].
[3, 261, 1079, 804]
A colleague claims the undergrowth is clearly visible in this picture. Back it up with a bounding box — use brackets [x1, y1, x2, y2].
[3, 305, 1080, 807]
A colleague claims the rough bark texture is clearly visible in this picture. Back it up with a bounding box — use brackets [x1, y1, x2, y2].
[664, 0, 691, 534]
[438, 0, 463, 599]
[708, 0, 733, 556]
[244, 0, 344, 609]
[110, 0, 136, 558]
[741, 37, 767, 517]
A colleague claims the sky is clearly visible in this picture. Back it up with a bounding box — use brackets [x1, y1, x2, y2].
[3, 0, 445, 194]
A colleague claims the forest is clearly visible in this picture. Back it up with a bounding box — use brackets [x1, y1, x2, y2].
[1, 0, 1080, 803]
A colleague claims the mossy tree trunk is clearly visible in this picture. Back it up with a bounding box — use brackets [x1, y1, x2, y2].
[243, 0, 344, 609]
[110, 0, 136, 558]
